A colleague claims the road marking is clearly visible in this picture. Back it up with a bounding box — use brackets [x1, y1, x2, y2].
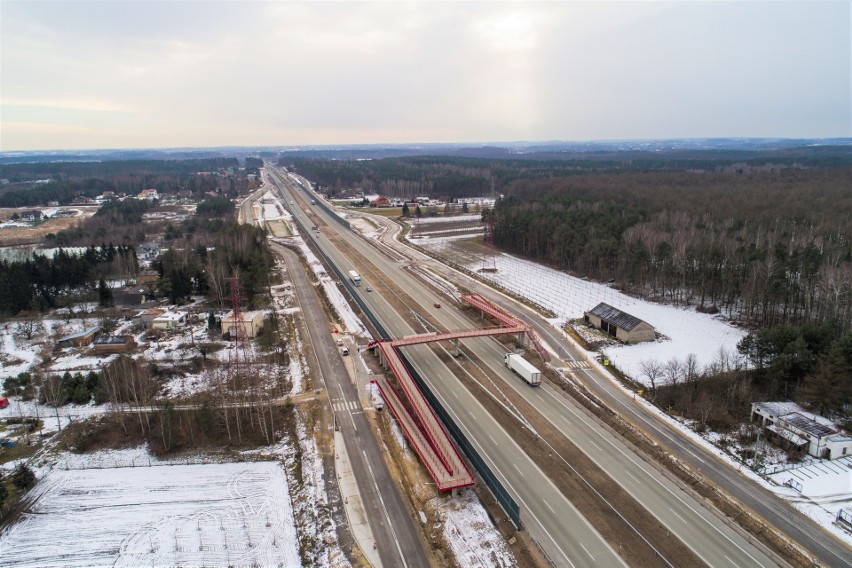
[512, 463, 525, 477]
[452, 390, 459, 399]
[488, 434, 497, 446]
[589, 440, 603, 451]
[467, 410, 477, 421]
[543, 499, 556, 515]
[724, 555, 736, 565]
[669, 508, 688, 525]
[364, 450, 408, 568]
[625, 470, 641, 484]
[580, 543, 596, 561]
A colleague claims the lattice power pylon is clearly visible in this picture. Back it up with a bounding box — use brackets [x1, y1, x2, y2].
[227, 275, 254, 372]
[479, 208, 498, 273]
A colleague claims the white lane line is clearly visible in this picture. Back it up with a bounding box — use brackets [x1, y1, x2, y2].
[512, 463, 525, 477]
[589, 440, 603, 451]
[669, 508, 688, 525]
[625, 470, 641, 484]
[543, 499, 556, 515]
[363, 450, 408, 568]
[467, 410, 478, 421]
[452, 390, 459, 399]
[488, 434, 497, 446]
[580, 543, 596, 562]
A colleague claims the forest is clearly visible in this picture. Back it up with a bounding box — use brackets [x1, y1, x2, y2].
[493, 168, 852, 331]
[0, 245, 138, 316]
[155, 221, 273, 307]
[0, 158, 245, 207]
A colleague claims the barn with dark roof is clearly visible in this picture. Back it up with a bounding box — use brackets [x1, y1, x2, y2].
[583, 303, 655, 344]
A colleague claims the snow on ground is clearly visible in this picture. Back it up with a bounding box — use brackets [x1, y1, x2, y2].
[0, 461, 301, 568]
[416, 214, 482, 225]
[346, 215, 381, 238]
[769, 456, 852, 498]
[49, 353, 117, 372]
[418, 241, 746, 381]
[385, 413, 515, 567]
[0, 397, 112, 433]
[296, 239, 369, 337]
[438, 488, 515, 568]
[410, 231, 852, 546]
[1, 330, 39, 377]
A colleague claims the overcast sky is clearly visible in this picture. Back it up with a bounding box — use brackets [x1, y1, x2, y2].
[1, 1, 849, 151]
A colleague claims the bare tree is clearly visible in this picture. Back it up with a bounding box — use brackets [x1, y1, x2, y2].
[41, 374, 66, 432]
[639, 359, 664, 399]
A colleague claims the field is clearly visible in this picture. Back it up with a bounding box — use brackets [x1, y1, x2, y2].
[267, 220, 292, 237]
[0, 461, 301, 567]
[417, 235, 746, 381]
[0, 207, 97, 246]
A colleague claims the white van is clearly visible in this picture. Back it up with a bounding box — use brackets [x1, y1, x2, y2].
[341, 347, 349, 356]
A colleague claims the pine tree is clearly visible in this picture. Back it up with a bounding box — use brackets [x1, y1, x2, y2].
[12, 464, 35, 490]
[98, 277, 113, 308]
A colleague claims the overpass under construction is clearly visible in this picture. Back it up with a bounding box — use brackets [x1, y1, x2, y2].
[369, 294, 551, 491]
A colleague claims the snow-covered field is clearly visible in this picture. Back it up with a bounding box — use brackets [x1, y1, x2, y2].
[0, 461, 301, 567]
[439, 489, 515, 568]
[417, 238, 746, 382]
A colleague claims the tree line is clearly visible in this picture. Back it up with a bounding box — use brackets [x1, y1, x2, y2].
[494, 168, 852, 330]
[156, 221, 273, 307]
[0, 245, 138, 316]
[0, 158, 247, 207]
[648, 322, 852, 432]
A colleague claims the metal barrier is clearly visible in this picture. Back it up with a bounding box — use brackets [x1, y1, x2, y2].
[281, 181, 521, 527]
[398, 350, 521, 527]
[293, 175, 352, 231]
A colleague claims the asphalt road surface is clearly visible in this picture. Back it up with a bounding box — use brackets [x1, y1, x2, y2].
[271, 242, 430, 568]
[267, 167, 793, 568]
[369, 210, 852, 568]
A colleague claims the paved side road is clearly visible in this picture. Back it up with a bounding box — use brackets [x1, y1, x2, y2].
[272, 242, 430, 568]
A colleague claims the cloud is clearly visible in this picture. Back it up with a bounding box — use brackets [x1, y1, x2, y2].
[1, 0, 849, 150]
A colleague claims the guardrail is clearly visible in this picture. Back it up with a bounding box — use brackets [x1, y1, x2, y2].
[397, 349, 521, 527]
[281, 190, 521, 526]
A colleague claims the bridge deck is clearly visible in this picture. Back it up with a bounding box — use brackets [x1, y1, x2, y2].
[366, 295, 552, 491]
[376, 342, 474, 490]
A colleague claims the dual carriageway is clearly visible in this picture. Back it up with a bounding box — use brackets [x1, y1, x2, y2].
[260, 165, 849, 567]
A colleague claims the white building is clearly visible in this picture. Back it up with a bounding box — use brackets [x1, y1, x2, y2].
[751, 402, 852, 460]
[152, 310, 188, 331]
[222, 310, 266, 339]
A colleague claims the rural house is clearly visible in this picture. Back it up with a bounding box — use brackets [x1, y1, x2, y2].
[138, 308, 165, 327]
[583, 303, 655, 344]
[152, 311, 188, 331]
[20, 210, 43, 221]
[369, 196, 392, 208]
[94, 335, 136, 355]
[138, 188, 159, 201]
[56, 326, 101, 348]
[751, 402, 852, 460]
[136, 242, 161, 261]
[222, 310, 266, 339]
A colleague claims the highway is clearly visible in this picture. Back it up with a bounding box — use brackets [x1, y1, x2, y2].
[366, 217, 852, 568]
[267, 167, 628, 567]
[266, 165, 787, 567]
[244, 174, 431, 568]
[363, 210, 852, 567]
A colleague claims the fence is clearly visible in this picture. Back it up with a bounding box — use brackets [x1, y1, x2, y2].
[292, 206, 522, 527]
[837, 508, 852, 529]
[399, 350, 521, 527]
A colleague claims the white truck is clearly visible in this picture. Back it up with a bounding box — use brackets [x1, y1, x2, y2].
[504, 353, 542, 386]
[348, 270, 361, 286]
